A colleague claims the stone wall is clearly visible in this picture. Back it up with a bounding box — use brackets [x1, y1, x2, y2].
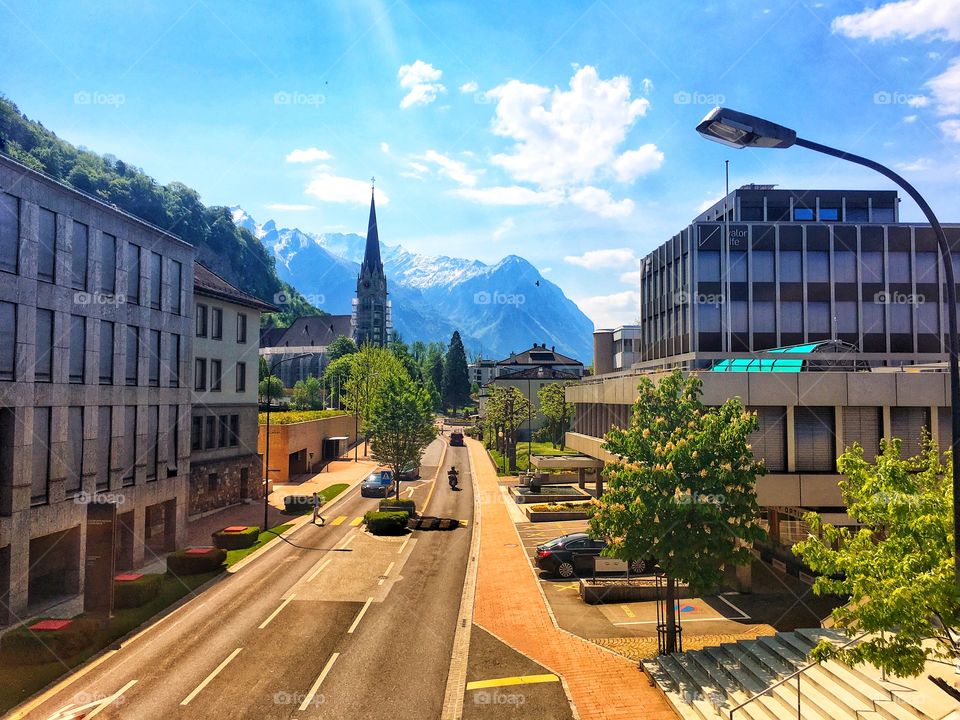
[188, 452, 261, 518]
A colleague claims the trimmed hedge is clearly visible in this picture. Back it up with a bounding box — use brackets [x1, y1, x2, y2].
[283, 495, 319, 514]
[364, 511, 409, 536]
[166, 547, 227, 575]
[212, 526, 260, 550]
[0, 618, 99, 664]
[378, 497, 416, 516]
[113, 573, 163, 609]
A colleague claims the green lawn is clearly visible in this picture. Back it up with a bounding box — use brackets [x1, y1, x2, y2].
[258, 409, 348, 425]
[487, 441, 579, 475]
[225, 523, 292, 566]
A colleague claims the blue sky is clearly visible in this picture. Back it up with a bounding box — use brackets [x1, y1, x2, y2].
[3, 0, 960, 327]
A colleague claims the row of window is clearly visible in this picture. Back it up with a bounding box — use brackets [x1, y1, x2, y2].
[190, 413, 241, 451]
[194, 359, 247, 393]
[0, 194, 184, 313]
[196, 303, 247, 343]
[30, 404, 180, 507]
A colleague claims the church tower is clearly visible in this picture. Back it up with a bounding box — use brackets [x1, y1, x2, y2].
[351, 181, 391, 347]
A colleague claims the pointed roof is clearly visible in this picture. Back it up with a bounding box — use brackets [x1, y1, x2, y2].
[361, 187, 383, 275]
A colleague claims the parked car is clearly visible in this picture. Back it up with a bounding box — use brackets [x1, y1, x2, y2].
[361, 469, 396, 498]
[398, 461, 420, 480]
[534, 532, 657, 578]
[449, 431, 464, 446]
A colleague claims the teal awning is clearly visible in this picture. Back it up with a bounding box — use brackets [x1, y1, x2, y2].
[709, 343, 821, 373]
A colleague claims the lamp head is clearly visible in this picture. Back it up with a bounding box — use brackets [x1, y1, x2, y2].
[696, 107, 797, 149]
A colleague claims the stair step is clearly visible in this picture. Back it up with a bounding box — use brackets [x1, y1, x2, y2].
[737, 638, 801, 677]
[796, 627, 845, 647]
[647, 659, 704, 720]
[756, 635, 808, 665]
[683, 650, 783, 720]
[816, 659, 893, 706]
[701, 645, 771, 694]
[873, 698, 930, 720]
[718, 643, 781, 687]
[779, 631, 818, 658]
[799, 664, 878, 718]
[655, 655, 723, 720]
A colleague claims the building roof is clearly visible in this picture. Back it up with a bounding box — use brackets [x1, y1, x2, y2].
[708, 340, 868, 373]
[495, 343, 583, 368]
[493, 366, 581, 381]
[260, 314, 353, 349]
[193, 262, 278, 312]
[361, 187, 384, 276]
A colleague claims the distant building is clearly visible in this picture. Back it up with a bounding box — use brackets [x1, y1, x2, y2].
[493, 343, 584, 379]
[468, 358, 496, 387]
[260, 315, 352, 387]
[351, 185, 392, 347]
[593, 325, 641, 374]
[189, 263, 275, 517]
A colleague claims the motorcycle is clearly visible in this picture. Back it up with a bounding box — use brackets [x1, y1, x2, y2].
[447, 468, 460, 490]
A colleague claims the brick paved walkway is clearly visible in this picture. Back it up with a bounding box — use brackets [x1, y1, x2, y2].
[468, 439, 676, 720]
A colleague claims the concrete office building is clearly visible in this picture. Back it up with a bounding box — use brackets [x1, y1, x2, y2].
[0, 154, 193, 623]
[593, 325, 641, 374]
[189, 264, 275, 517]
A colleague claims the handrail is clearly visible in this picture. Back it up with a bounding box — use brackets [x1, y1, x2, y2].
[728, 631, 868, 720]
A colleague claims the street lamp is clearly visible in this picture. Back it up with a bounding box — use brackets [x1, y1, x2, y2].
[262, 352, 312, 531]
[697, 106, 960, 586]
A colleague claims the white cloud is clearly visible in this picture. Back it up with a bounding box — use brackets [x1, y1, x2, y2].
[305, 173, 389, 205]
[286, 147, 332, 164]
[459, 81, 479, 93]
[380, 142, 390, 154]
[697, 194, 724, 213]
[568, 186, 634, 218]
[904, 114, 918, 123]
[619, 267, 642, 285]
[487, 65, 654, 188]
[408, 161, 430, 174]
[574, 290, 640, 329]
[640, 78, 654, 95]
[423, 149, 480, 186]
[265, 203, 314, 211]
[613, 144, 664, 182]
[492, 217, 515, 241]
[450, 186, 563, 206]
[832, 0, 960, 41]
[400, 172, 426, 181]
[564, 247, 636, 270]
[940, 119, 960, 141]
[541, 267, 552, 274]
[398, 60, 446, 109]
[896, 157, 933, 172]
[927, 58, 960, 114]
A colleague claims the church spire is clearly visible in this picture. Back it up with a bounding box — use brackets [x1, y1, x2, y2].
[362, 179, 383, 275]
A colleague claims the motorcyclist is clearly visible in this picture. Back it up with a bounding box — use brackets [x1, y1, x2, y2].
[447, 465, 459, 489]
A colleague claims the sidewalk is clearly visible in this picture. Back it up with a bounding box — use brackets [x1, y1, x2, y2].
[468, 438, 675, 720]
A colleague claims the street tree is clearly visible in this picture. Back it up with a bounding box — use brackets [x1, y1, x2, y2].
[258, 355, 269, 381]
[343, 345, 409, 455]
[483, 385, 530, 471]
[442, 330, 471, 414]
[327, 335, 357, 362]
[589, 370, 766, 653]
[367, 374, 437, 501]
[291, 375, 324, 410]
[258, 375, 284, 405]
[538, 382, 574, 448]
[793, 436, 959, 677]
[427, 350, 444, 403]
[322, 355, 352, 409]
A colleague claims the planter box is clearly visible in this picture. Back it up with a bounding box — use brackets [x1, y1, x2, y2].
[509, 485, 591, 505]
[579, 578, 691, 604]
[523, 507, 590, 522]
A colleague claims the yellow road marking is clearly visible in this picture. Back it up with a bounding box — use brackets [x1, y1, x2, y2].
[329, 515, 347, 526]
[349, 516, 363, 526]
[466, 674, 560, 691]
[554, 582, 579, 592]
[620, 604, 636, 618]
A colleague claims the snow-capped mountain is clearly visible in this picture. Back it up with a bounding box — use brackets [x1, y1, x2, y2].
[232, 207, 594, 361]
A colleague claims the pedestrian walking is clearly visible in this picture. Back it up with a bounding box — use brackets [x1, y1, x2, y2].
[312, 491, 325, 526]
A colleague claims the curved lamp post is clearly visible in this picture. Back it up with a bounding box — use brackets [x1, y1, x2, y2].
[696, 107, 960, 585]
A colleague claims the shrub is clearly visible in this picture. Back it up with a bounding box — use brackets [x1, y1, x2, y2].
[166, 547, 227, 575]
[113, 573, 163, 609]
[378, 497, 416, 516]
[0, 617, 99, 664]
[364, 511, 409, 535]
[212, 526, 260, 551]
[283, 495, 317, 514]
[529, 502, 593, 514]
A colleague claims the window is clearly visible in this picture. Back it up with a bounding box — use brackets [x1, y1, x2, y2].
[237, 313, 247, 343]
[844, 407, 880, 462]
[236, 361, 246, 392]
[212, 307, 223, 339]
[752, 250, 775, 282]
[730, 301, 748, 333]
[728, 252, 747, 282]
[847, 206, 869, 222]
[863, 301, 885, 334]
[779, 251, 802, 282]
[170, 260, 182, 315]
[97, 406, 111, 490]
[35, 308, 53, 382]
[891, 407, 929, 457]
[697, 251, 720, 282]
[169, 405, 180, 475]
[808, 302, 831, 334]
[918, 300, 939, 336]
[888, 252, 911, 284]
[191, 416, 204, 451]
[807, 251, 829, 282]
[31, 407, 51, 504]
[195, 358, 207, 391]
[146, 405, 159, 480]
[891, 303, 912, 334]
[819, 207, 839, 221]
[0, 193, 19, 273]
[218, 415, 229, 448]
[749, 407, 786, 472]
[211, 359, 222, 391]
[150, 251, 162, 310]
[99, 320, 114, 384]
[169, 334, 180, 386]
[861, 252, 884, 282]
[69, 315, 86, 383]
[916, 251, 938, 284]
[99, 233, 116, 294]
[793, 207, 814, 221]
[208, 473, 218, 492]
[66, 407, 83, 495]
[753, 301, 775, 333]
[836, 301, 858, 334]
[781, 301, 803, 333]
[196, 304, 208, 337]
[125, 326, 139, 385]
[0, 302, 14, 380]
[873, 207, 895, 223]
[794, 407, 836, 472]
[122, 406, 136, 486]
[38, 208, 56, 283]
[148, 330, 161, 386]
[126, 243, 141, 304]
[834, 251, 857, 283]
[204, 416, 216, 449]
[71, 221, 88, 291]
[230, 414, 239, 447]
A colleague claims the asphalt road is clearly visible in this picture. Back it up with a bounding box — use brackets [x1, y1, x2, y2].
[15, 436, 474, 720]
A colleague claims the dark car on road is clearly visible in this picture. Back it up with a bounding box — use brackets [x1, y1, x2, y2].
[449, 431, 464, 446]
[360, 469, 396, 498]
[535, 532, 657, 578]
[398, 460, 420, 480]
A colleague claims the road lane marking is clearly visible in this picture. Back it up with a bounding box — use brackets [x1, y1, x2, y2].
[180, 648, 242, 706]
[258, 594, 296, 629]
[397, 537, 409, 554]
[349, 516, 363, 526]
[340, 530, 358, 548]
[53, 679, 137, 719]
[299, 652, 340, 711]
[421, 440, 448, 515]
[347, 597, 374, 634]
[307, 558, 332, 583]
[404, 487, 415, 497]
[465, 674, 559, 691]
[329, 515, 347, 526]
[620, 604, 636, 618]
[378, 561, 395, 586]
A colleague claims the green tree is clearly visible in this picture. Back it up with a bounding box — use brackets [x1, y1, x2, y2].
[290, 376, 324, 410]
[793, 436, 959, 677]
[427, 350, 444, 402]
[483, 385, 530, 471]
[327, 335, 357, 362]
[442, 331, 471, 414]
[366, 374, 437, 501]
[590, 370, 766, 653]
[343, 345, 409, 455]
[258, 375, 284, 405]
[323, 355, 353, 409]
[538, 382, 574, 449]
